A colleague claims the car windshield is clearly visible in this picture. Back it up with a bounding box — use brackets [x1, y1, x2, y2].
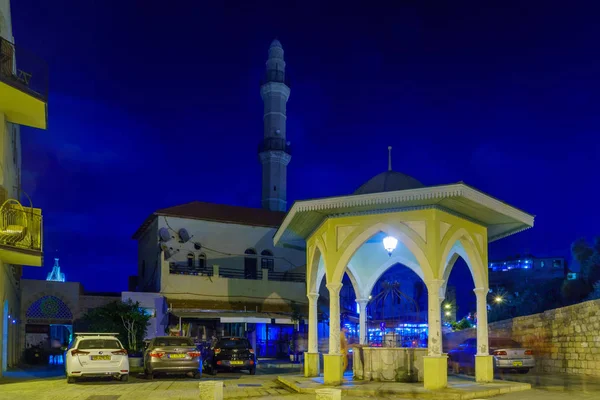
[490, 338, 521, 348]
[78, 339, 122, 350]
[216, 339, 250, 349]
[153, 338, 194, 347]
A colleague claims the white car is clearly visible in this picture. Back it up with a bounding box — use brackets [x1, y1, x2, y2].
[65, 333, 129, 383]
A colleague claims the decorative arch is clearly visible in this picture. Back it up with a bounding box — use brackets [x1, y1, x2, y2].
[439, 227, 486, 290]
[361, 255, 425, 300]
[343, 263, 362, 299]
[307, 239, 327, 294]
[26, 295, 73, 321]
[333, 222, 433, 287]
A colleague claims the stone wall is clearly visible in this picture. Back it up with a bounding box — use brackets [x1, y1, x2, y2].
[443, 299, 600, 376]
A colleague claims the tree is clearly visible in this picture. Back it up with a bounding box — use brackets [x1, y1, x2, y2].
[586, 281, 600, 301]
[561, 279, 590, 305]
[81, 300, 150, 354]
[572, 237, 600, 287]
[450, 318, 473, 331]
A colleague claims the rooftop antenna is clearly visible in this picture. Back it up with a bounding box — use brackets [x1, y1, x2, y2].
[388, 146, 392, 171]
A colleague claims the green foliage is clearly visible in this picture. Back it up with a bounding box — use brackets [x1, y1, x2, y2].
[561, 279, 591, 304]
[571, 237, 600, 288]
[81, 299, 150, 354]
[586, 281, 600, 301]
[451, 318, 473, 331]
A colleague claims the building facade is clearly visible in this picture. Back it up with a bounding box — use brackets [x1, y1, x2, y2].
[132, 201, 307, 358]
[488, 256, 567, 288]
[0, 0, 47, 375]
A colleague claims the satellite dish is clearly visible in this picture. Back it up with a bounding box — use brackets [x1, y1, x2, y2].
[194, 242, 202, 251]
[158, 228, 171, 242]
[178, 228, 190, 243]
[160, 243, 172, 260]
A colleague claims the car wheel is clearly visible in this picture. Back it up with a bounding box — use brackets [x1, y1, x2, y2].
[67, 376, 76, 384]
[249, 367, 256, 375]
[518, 369, 529, 374]
[193, 371, 202, 379]
[120, 374, 129, 382]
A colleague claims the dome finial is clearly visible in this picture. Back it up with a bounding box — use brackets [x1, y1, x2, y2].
[388, 146, 392, 171]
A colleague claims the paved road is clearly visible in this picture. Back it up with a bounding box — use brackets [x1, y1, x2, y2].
[2, 368, 597, 400]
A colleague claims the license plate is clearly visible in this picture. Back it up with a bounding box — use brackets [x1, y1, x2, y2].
[91, 355, 111, 361]
[512, 361, 523, 367]
[169, 354, 186, 359]
[230, 361, 244, 365]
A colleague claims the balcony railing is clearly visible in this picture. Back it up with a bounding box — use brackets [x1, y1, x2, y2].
[0, 199, 43, 252]
[260, 70, 290, 87]
[168, 263, 305, 283]
[0, 38, 48, 102]
[258, 137, 291, 155]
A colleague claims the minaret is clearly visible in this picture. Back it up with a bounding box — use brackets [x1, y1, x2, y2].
[259, 39, 291, 212]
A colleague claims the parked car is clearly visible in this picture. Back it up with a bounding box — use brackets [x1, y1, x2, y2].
[65, 333, 129, 383]
[143, 336, 202, 379]
[448, 337, 534, 374]
[204, 337, 256, 375]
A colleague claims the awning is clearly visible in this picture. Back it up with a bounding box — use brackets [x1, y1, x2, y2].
[168, 308, 302, 324]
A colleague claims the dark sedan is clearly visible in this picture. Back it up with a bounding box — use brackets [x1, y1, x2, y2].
[143, 336, 202, 379]
[204, 337, 256, 375]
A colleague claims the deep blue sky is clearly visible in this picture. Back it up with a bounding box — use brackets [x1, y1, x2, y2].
[13, 0, 600, 292]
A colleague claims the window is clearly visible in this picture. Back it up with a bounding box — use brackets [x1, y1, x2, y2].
[187, 253, 194, 268]
[152, 337, 194, 347]
[244, 248, 257, 279]
[198, 253, 206, 269]
[78, 339, 122, 350]
[260, 250, 274, 272]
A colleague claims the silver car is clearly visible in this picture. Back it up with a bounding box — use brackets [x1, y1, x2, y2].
[143, 336, 202, 379]
[448, 337, 535, 374]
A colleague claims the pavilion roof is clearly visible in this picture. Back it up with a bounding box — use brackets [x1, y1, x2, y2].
[273, 182, 534, 248]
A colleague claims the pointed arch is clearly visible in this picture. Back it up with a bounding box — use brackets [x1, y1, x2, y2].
[439, 227, 486, 291]
[361, 255, 425, 300]
[307, 238, 327, 294]
[333, 221, 433, 287]
[26, 295, 73, 321]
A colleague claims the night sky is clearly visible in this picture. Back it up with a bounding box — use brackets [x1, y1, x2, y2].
[13, 1, 600, 294]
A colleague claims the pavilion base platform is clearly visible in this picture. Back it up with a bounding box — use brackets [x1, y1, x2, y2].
[304, 352, 320, 377]
[277, 374, 531, 399]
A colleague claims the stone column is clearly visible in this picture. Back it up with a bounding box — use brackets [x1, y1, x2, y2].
[423, 279, 448, 390]
[323, 282, 344, 385]
[304, 292, 320, 377]
[356, 298, 369, 345]
[473, 287, 493, 382]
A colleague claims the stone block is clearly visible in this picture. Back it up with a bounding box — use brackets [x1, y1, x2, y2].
[304, 352, 320, 377]
[423, 355, 448, 390]
[315, 388, 342, 400]
[323, 354, 344, 386]
[199, 381, 223, 400]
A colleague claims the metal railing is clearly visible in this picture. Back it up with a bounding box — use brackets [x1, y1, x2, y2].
[0, 38, 48, 101]
[260, 70, 290, 87]
[0, 199, 43, 252]
[169, 262, 213, 276]
[258, 137, 291, 155]
[168, 263, 305, 283]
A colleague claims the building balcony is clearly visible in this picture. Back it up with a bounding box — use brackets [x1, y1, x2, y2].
[260, 70, 290, 87]
[0, 38, 48, 129]
[258, 137, 291, 155]
[162, 263, 307, 309]
[0, 199, 43, 266]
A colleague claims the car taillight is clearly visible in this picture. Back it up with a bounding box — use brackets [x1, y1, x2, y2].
[71, 349, 90, 356]
[149, 351, 164, 358]
[214, 348, 221, 355]
[493, 351, 507, 356]
[112, 349, 128, 355]
[249, 349, 254, 354]
[525, 350, 534, 355]
[187, 351, 201, 358]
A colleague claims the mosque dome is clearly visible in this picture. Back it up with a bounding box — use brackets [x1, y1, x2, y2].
[353, 170, 425, 195]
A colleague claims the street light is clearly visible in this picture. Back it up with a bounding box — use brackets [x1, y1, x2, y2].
[383, 236, 398, 256]
[444, 304, 451, 310]
[495, 296, 503, 303]
[445, 311, 451, 316]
